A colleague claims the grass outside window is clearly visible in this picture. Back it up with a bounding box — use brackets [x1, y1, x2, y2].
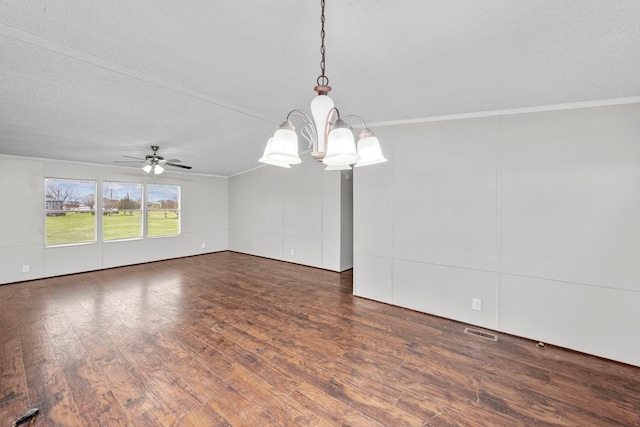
[46, 213, 96, 245]
[46, 210, 180, 244]
[103, 211, 143, 241]
[147, 210, 180, 237]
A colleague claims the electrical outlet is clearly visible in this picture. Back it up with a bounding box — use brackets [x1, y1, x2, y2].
[472, 298, 482, 311]
[201, 243, 206, 249]
[22, 265, 29, 273]
[291, 249, 295, 255]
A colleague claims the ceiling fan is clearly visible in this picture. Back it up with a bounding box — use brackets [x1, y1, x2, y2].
[115, 145, 192, 174]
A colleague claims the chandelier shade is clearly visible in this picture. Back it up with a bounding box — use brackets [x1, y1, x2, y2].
[325, 163, 352, 170]
[259, 138, 292, 168]
[323, 119, 360, 166]
[354, 130, 388, 167]
[262, 123, 302, 165]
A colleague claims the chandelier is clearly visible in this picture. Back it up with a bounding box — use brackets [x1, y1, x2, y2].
[259, 0, 387, 170]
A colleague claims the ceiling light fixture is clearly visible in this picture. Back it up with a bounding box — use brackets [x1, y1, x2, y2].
[259, 0, 387, 170]
[143, 163, 164, 175]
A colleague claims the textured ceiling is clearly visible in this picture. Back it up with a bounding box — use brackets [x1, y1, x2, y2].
[1, 1, 639, 176]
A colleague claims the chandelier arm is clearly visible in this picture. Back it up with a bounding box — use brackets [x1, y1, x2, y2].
[284, 109, 309, 123]
[340, 114, 368, 129]
[300, 126, 314, 150]
[325, 107, 340, 128]
[284, 109, 318, 150]
[319, 107, 341, 148]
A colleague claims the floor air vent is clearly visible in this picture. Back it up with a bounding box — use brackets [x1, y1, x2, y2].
[464, 327, 498, 341]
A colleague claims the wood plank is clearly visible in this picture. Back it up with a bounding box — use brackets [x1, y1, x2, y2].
[24, 365, 80, 426]
[289, 382, 383, 427]
[0, 331, 27, 413]
[168, 356, 278, 425]
[77, 390, 128, 427]
[209, 358, 335, 426]
[180, 403, 232, 426]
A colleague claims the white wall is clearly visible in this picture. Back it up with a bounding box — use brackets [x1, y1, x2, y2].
[0, 156, 228, 285]
[229, 152, 353, 272]
[354, 102, 640, 367]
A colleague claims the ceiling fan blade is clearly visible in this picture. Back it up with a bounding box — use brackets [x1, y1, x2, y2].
[118, 148, 190, 170]
[166, 162, 192, 170]
[122, 155, 146, 161]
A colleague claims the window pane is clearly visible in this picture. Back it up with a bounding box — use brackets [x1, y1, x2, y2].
[103, 182, 143, 241]
[45, 178, 97, 245]
[147, 184, 180, 237]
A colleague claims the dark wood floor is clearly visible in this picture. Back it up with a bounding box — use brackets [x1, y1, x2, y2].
[1, 252, 639, 426]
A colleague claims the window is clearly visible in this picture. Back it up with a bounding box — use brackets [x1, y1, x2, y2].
[147, 184, 181, 237]
[45, 178, 97, 245]
[103, 181, 143, 241]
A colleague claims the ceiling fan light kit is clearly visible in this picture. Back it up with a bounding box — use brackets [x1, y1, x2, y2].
[259, 0, 387, 170]
[143, 163, 164, 175]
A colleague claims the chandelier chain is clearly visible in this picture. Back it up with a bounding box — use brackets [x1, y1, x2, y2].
[317, 0, 329, 87]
